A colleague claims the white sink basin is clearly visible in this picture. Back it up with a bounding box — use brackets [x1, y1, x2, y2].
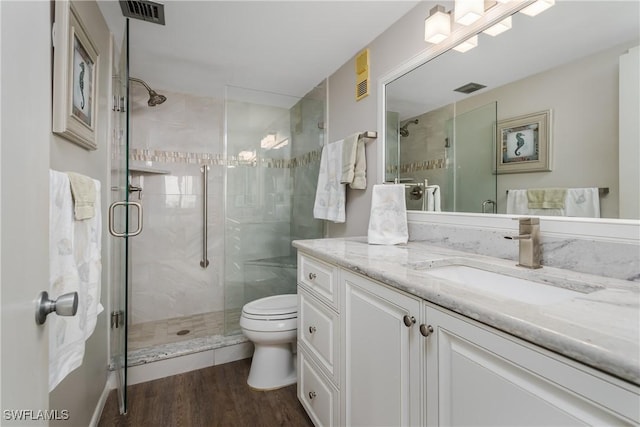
[424, 265, 583, 305]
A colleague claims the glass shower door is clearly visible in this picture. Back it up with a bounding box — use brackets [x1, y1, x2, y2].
[109, 20, 129, 414]
[223, 83, 325, 335]
[452, 101, 497, 213]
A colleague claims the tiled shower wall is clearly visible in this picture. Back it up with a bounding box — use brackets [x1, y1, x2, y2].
[129, 85, 225, 324]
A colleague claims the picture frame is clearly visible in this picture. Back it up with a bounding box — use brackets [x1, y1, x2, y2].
[496, 110, 551, 174]
[53, 1, 99, 150]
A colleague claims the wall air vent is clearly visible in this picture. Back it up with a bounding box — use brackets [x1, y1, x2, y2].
[454, 82, 487, 94]
[119, 0, 166, 25]
[355, 48, 370, 101]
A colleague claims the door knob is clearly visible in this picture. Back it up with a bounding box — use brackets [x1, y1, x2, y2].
[403, 315, 416, 327]
[419, 324, 434, 337]
[35, 291, 78, 325]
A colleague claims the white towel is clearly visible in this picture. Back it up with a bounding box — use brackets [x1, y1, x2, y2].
[340, 132, 367, 190]
[425, 185, 441, 212]
[314, 139, 346, 222]
[368, 184, 408, 245]
[49, 170, 103, 391]
[565, 188, 600, 218]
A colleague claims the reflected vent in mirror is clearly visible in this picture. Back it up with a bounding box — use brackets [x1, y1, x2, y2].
[119, 0, 166, 25]
[454, 82, 486, 94]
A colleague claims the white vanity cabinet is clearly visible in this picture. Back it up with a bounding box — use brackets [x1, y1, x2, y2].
[297, 253, 341, 426]
[423, 302, 639, 426]
[296, 251, 640, 426]
[341, 269, 422, 426]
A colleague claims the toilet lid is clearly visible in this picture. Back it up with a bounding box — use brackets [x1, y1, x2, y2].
[242, 294, 297, 317]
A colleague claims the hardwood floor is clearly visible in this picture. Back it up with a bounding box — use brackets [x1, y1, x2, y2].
[98, 358, 313, 427]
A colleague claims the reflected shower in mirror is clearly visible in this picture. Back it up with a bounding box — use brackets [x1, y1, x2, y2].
[385, 1, 639, 219]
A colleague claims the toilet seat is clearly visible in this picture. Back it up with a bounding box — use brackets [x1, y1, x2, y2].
[242, 294, 297, 320]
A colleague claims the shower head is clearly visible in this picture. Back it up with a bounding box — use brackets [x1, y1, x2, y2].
[400, 119, 419, 137]
[129, 77, 167, 106]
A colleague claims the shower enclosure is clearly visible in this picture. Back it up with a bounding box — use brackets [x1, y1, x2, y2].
[125, 81, 325, 356]
[387, 101, 497, 212]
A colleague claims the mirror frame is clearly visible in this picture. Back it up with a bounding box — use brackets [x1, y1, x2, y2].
[377, 0, 639, 244]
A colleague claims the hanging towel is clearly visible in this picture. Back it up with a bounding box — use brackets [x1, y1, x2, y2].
[565, 188, 600, 218]
[66, 172, 96, 220]
[527, 188, 567, 209]
[425, 185, 441, 212]
[314, 139, 346, 222]
[49, 170, 103, 391]
[340, 132, 367, 189]
[368, 184, 408, 245]
[507, 189, 564, 216]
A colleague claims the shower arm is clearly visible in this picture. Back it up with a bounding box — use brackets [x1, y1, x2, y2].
[129, 77, 153, 92]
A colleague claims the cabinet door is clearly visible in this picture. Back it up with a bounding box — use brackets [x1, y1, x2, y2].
[342, 270, 422, 426]
[424, 304, 639, 426]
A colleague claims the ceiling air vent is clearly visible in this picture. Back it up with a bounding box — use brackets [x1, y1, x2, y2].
[119, 1, 166, 25]
[453, 82, 486, 94]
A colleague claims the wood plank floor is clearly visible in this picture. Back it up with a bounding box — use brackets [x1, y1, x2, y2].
[98, 358, 313, 427]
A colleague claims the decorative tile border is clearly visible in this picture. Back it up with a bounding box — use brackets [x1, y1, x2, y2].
[387, 158, 446, 174]
[130, 148, 321, 169]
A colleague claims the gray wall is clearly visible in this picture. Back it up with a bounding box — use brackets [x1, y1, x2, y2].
[49, 1, 112, 425]
[327, 2, 438, 237]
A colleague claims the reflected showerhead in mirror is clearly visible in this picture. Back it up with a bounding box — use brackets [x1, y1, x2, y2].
[129, 77, 167, 106]
[400, 119, 419, 137]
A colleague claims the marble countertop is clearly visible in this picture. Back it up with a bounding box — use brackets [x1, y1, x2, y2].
[293, 237, 640, 386]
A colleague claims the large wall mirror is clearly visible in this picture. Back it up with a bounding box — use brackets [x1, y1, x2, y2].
[384, 1, 639, 220]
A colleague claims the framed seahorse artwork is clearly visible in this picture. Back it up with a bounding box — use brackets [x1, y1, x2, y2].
[496, 110, 551, 174]
[53, 1, 99, 150]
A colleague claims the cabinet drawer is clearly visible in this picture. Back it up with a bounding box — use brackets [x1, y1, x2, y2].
[298, 349, 339, 427]
[298, 289, 340, 382]
[298, 253, 338, 309]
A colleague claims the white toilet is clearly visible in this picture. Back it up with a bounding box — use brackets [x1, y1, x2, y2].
[239, 294, 298, 390]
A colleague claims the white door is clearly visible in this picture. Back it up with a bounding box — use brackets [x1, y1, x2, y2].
[1, 1, 51, 424]
[341, 270, 421, 426]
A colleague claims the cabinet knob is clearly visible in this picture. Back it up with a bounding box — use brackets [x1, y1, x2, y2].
[308, 391, 317, 400]
[403, 315, 416, 327]
[308, 272, 317, 280]
[420, 324, 434, 337]
[309, 326, 317, 334]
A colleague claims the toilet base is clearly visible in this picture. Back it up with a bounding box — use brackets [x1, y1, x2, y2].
[247, 343, 296, 390]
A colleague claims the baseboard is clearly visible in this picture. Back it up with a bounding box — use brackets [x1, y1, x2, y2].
[127, 341, 254, 385]
[89, 376, 114, 427]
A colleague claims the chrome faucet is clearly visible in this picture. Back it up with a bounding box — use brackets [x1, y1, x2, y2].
[505, 217, 541, 269]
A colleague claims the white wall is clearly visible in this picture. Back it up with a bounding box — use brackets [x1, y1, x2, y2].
[327, 2, 438, 237]
[48, 1, 112, 425]
[619, 46, 640, 219]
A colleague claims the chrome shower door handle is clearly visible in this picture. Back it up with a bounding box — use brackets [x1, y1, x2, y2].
[108, 201, 143, 237]
[482, 199, 496, 214]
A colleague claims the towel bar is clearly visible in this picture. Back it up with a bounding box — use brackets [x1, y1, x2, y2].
[506, 187, 609, 196]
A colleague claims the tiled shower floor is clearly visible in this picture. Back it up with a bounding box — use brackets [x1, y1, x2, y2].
[128, 309, 242, 351]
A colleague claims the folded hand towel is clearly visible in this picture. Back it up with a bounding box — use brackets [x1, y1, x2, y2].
[340, 132, 367, 190]
[565, 187, 600, 218]
[507, 189, 564, 216]
[527, 188, 567, 209]
[368, 184, 408, 245]
[425, 185, 441, 212]
[66, 172, 96, 220]
[314, 139, 346, 222]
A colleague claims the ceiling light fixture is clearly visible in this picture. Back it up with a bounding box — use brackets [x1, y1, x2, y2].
[454, 0, 484, 26]
[520, 0, 555, 17]
[424, 5, 451, 44]
[482, 16, 513, 36]
[453, 35, 479, 53]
